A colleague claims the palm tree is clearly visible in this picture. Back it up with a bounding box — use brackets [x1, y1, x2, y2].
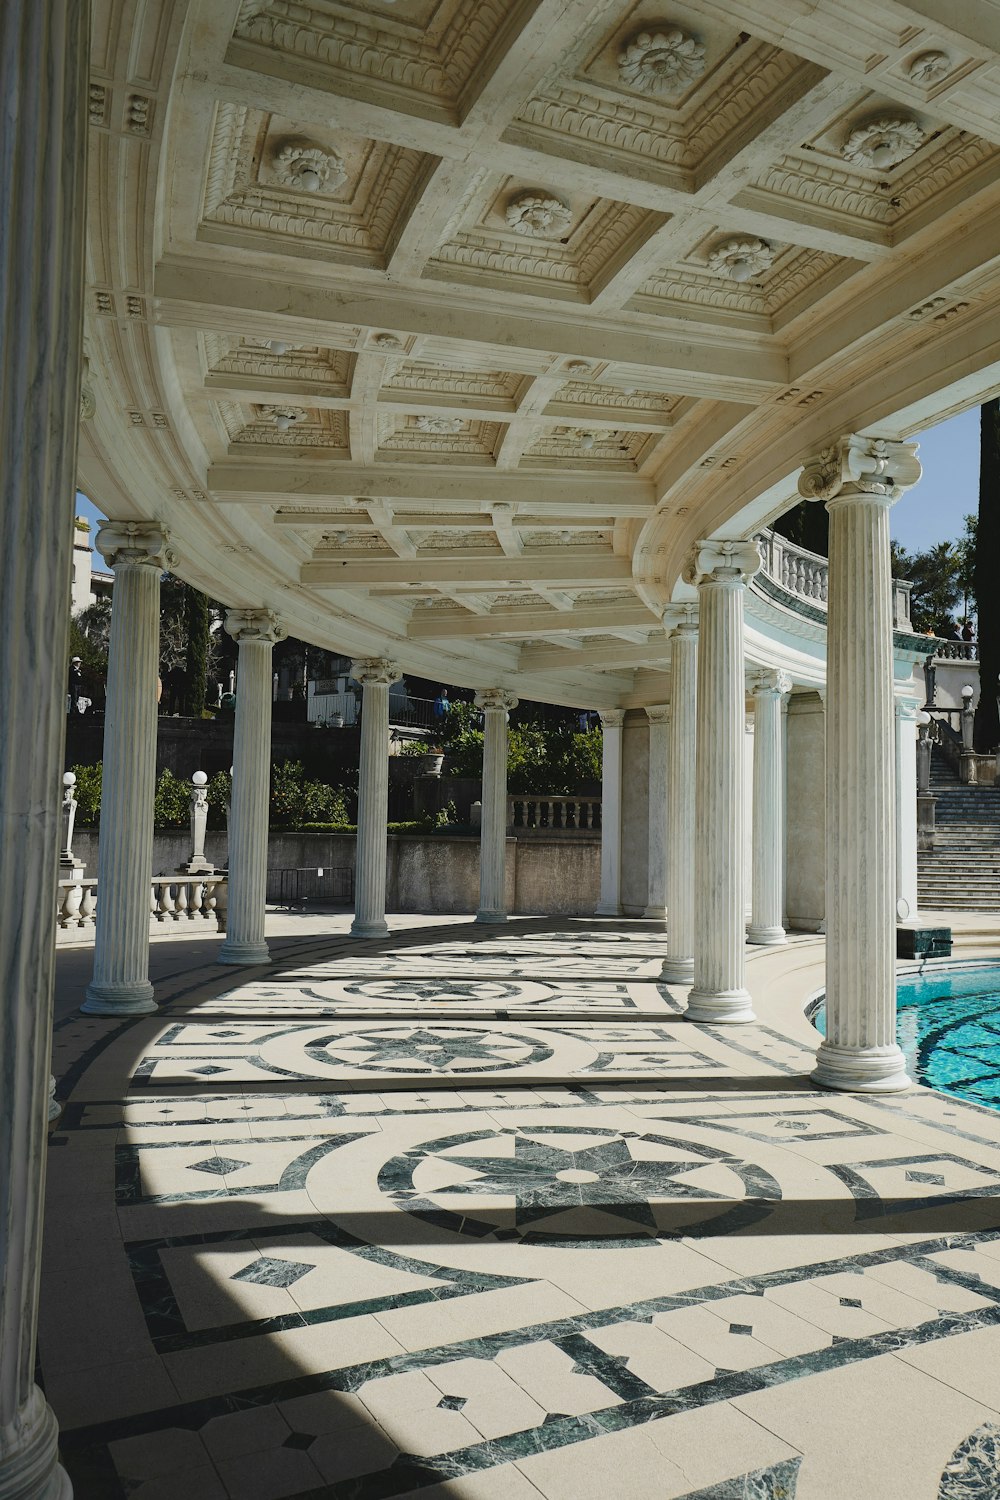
[974, 399, 1000, 751]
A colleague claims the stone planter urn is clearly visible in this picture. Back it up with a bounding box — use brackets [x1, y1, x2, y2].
[418, 752, 444, 776]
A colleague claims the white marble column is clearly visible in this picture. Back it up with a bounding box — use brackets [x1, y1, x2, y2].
[748, 669, 792, 945]
[476, 689, 518, 923]
[596, 710, 625, 916]
[644, 706, 670, 922]
[219, 610, 284, 965]
[799, 435, 922, 1092]
[686, 541, 760, 1022]
[83, 524, 173, 1015]
[351, 658, 400, 937]
[894, 691, 921, 925]
[0, 4, 87, 1495]
[662, 606, 698, 982]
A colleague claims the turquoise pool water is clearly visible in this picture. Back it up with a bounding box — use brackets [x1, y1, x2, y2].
[814, 964, 1000, 1111]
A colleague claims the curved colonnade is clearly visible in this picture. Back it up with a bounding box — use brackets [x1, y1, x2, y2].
[5, 0, 1000, 1491]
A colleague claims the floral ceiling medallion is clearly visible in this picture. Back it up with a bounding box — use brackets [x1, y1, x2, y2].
[505, 191, 572, 239]
[415, 415, 463, 434]
[273, 143, 347, 193]
[259, 404, 307, 432]
[842, 115, 926, 170]
[707, 236, 774, 282]
[907, 50, 951, 85]
[617, 27, 706, 98]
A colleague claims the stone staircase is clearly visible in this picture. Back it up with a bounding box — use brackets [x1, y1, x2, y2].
[917, 747, 1000, 912]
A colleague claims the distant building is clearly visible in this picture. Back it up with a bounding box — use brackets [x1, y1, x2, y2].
[71, 516, 114, 615]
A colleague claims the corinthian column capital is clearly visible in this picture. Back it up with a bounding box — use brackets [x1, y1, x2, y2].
[748, 667, 792, 699]
[685, 538, 761, 588]
[96, 520, 174, 571]
[798, 435, 921, 508]
[475, 688, 518, 713]
[350, 657, 400, 686]
[225, 608, 285, 645]
[599, 709, 625, 729]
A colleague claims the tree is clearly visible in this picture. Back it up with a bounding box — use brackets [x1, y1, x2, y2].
[955, 513, 977, 626]
[890, 539, 960, 634]
[182, 586, 210, 715]
[974, 399, 1000, 750]
[771, 498, 829, 557]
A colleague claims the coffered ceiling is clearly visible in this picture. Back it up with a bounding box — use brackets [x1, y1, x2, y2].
[80, 0, 1000, 706]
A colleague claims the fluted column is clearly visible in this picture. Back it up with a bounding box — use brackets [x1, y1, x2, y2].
[799, 435, 922, 1092]
[662, 607, 698, 982]
[476, 689, 518, 923]
[644, 706, 670, 922]
[748, 669, 792, 945]
[894, 692, 921, 925]
[83, 524, 173, 1015]
[596, 710, 625, 916]
[351, 659, 400, 938]
[0, 4, 87, 1495]
[686, 541, 760, 1022]
[219, 610, 285, 965]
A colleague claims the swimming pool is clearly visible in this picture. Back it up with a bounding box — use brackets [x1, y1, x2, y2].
[813, 963, 1000, 1111]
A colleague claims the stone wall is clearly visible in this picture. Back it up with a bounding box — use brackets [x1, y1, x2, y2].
[785, 691, 825, 930]
[70, 829, 600, 917]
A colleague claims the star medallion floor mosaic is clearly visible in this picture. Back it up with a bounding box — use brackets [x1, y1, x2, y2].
[43, 916, 1000, 1499]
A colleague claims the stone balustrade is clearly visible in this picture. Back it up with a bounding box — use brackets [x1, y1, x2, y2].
[754, 529, 913, 631]
[755, 529, 828, 605]
[931, 640, 978, 661]
[57, 875, 227, 941]
[507, 795, 601, 834]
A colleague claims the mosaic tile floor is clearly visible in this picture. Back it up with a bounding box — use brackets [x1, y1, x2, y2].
[43, 916, 1000, 1498]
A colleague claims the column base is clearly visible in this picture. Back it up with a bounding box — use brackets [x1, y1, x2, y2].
[350, 918, 389, 939]
[218, 941, 270, 966]
[642, 905, 667, 922]
[747, 925, 787, 946]
[475, 909, 508, 925]
[811, 1040, 912, 1093]
[81, 979, 156, 1015]
[0, 1388, 72, 1500]
[595, 903, 623, 917]
[685, 986, 756, 1023]
[660, 956, 694, 984]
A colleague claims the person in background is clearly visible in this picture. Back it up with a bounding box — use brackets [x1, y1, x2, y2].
[433, 687, 450, 719]
[68, 655, 83, 713]
[961, 618, 975, 643]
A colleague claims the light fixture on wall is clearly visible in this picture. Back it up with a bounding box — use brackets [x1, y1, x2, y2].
[579, 431, 596, 451]
[268, 340, 288, 355]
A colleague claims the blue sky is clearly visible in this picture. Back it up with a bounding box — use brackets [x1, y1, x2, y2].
[74, 407, 981, 567]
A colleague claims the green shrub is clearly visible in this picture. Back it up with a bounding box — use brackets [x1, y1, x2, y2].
[70, 762, 102, 824]
[153, 768, 192, 828]
[270, 760, 350, 827]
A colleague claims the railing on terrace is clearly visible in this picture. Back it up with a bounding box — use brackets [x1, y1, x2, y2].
[931, 640, 978, 661]
[753, 529, 914, 630]
[57, 875, 228, 940]
[507, 795, 601, 835]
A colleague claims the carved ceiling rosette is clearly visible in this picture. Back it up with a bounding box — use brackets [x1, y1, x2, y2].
[258, 404, 307, 432]
[707, 236, 775, 282]
[617, 28, 706, 97]
[272, 142, 347, 193]
[841, 115, 926, 170]
[906, 50, 951, 85]
[414, 415, 464, 434]
[504, 191, 572, 239]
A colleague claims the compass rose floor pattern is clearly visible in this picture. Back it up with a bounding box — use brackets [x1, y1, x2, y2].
[43, 914, 1000, 1499]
